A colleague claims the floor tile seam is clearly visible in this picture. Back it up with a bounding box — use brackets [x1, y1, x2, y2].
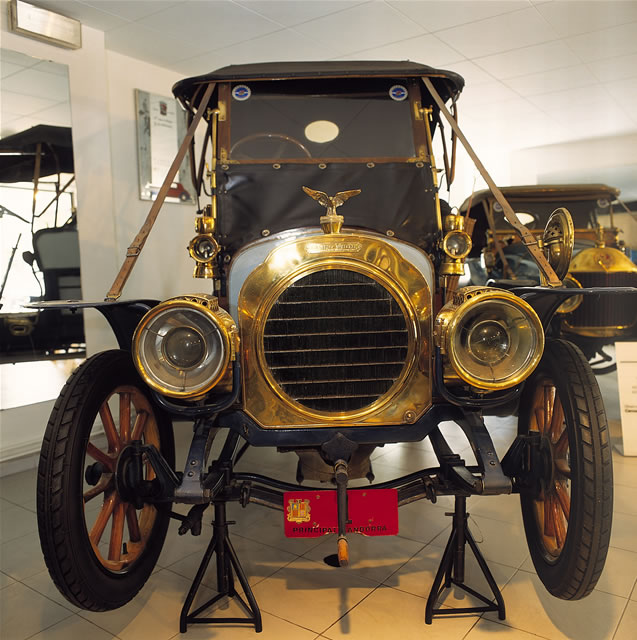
[377, 580, 434, 601]
[611, 477, 637, 488]
[610, 595, 633, 640]
[624, 576, 637, 604]
[506, 563, 637, 601]
[595, 584, 637, 599]
[459, 615, 483, 640]
[611, 458, 637, 468]
[368, 459, 422, 474]
[0, 496, 37, 512]
[468, 615, 554, 640]
[609, 542, 637, 553]
[158, 562, 264, 596]
[63, 611, 123, 640]
[15, 578, 85, 615]
[318, 582, 385, 638]
[0, 500, 38, 515]
[74, 608, 128, 638]
[368, 539, 428, 584]
[612, 507, 637, 517]
[258, 607, 327, 636]
[212, 579, 380, 637]
[395, 530, 449, 546]
[231, 530, 314, 558]
[0, 526, 40, 545]
[243, 552, 301, 590]
[16, 601, 75, 640]
[466, 510, 526, 529]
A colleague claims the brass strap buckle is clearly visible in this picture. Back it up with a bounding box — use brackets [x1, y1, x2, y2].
[126, 245, 141, 257]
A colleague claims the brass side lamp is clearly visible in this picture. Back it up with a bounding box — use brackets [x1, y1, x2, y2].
[440, 213, 472, 276]
[188, 205, 220, 279]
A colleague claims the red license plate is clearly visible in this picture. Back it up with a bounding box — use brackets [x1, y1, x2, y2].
[283, 489, 398, 538]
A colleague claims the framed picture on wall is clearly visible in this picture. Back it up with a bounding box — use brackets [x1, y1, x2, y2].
[135, 89, 195, 203]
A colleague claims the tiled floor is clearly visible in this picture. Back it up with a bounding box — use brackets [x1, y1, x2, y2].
[1, 371, 636, 640]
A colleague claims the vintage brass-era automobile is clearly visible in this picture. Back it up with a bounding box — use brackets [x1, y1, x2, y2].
[35, 62, 626, 632]
[460, 184, 637, 372]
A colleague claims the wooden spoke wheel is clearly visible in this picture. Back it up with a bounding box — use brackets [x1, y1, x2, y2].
[527, 377, 571, 558]
[37, 350, 175, 611]
[518, 339, 613, 600]
[84, 385, 160, 572]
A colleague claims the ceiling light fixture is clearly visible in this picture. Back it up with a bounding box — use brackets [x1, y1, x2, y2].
[8, 0, 82, 50]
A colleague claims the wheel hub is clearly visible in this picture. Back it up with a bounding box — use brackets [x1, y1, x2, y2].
[539, 435, 556, 492]
[115, 443, 145, 506]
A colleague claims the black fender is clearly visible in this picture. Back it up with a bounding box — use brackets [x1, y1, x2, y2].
[510, 286, 637, 328]
[24, 299, 159, 350]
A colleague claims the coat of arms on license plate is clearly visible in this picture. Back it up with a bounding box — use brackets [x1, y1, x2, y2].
[287, 498, 311, 523]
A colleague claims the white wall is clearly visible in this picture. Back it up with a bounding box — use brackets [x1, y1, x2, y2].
[430, 121, 513, 212]
[105, 50, 204, 305]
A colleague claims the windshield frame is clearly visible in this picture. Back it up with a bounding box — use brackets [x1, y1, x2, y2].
[217, 79, 430, 166]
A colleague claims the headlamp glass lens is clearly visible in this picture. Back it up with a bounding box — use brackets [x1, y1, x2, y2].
[163, 327, 205, 368]
[467, 320, 510, 364]
[135, 304, 227, 397]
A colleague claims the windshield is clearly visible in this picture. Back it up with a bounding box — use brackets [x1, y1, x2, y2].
[228, 79, 417, 161]
[491, 198, 611, 230]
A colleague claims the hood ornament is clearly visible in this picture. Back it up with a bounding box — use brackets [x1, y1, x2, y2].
[302, 186, 361, 234]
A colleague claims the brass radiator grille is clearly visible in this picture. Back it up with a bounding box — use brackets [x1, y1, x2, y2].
[570, 272, 637, 328]
[263, 269, 409, 412]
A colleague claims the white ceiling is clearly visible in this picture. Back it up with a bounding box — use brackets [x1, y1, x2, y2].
[2, 0, 637, 196]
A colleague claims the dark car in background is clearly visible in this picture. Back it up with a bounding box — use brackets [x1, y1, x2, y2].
[461, 184, 637, 372]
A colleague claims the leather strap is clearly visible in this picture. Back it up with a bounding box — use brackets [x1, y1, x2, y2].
[422, 77, 561, 287]
[105, 82, 216, 300]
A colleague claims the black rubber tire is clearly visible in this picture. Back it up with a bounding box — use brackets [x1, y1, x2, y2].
[37, 350, 175, 611]
[518, 338, 613, 599]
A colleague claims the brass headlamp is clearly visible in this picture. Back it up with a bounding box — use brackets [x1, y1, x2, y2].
[440, 213, 472, 275]
[132, 294, 238, 398]
[189, 205, 220, 279]
[435, 287, 544, 390]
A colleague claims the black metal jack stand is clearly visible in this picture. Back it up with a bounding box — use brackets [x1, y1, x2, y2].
[425, 495, 506, 623]
[179, 500, 263, 633]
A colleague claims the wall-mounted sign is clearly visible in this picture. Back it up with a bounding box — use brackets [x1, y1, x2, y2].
[616, 341, 637, 456]
[135, 89, 195, 204]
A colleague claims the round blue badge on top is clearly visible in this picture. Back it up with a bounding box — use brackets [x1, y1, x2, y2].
[232, 85, 251, 101]
[389, 85, 408, 101]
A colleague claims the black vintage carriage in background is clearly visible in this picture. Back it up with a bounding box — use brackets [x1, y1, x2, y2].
[0, 124, 84, 361]
[34, 62, 627, 632]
